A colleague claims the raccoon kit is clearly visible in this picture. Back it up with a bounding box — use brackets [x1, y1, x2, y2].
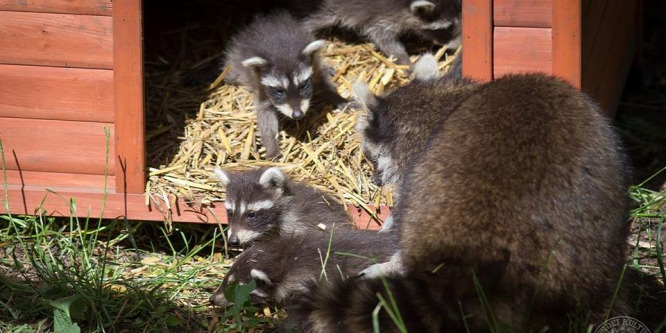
[293, 0, 461, 68]
[223, 11, 347, 158]
[356, 54, 468, 232]
[209, 228, 397, 307]
[283, 73, 632, 332]
[214, 167, 353, 246]
[356, 53, 470, 188]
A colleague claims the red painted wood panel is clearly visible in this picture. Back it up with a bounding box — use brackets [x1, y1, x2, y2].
[0, 11, 113, 69]
[1, 170, 113, 192]
[552, 0, 581, 88]
[462, 0, 493, 81]
[113, 0, 145, 194]
[0, 0, 112, 16]
[0, 187, 386, 229]
[0, 117, 115, 175]
[494, 0, 551, 28]
[493, 27, 552, 78]
[0, 65, 114, 123]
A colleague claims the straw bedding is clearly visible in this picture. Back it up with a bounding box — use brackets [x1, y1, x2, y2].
[145, 38, 459, 225]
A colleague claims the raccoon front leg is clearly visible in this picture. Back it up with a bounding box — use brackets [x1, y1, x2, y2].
[316, 79, 348, 111]
[302, 12, 339, 36]
[364, 27, 411, 68]
[256, 102, 281, 159]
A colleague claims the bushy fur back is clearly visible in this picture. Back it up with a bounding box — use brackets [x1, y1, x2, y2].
[284, 74, 632, 332]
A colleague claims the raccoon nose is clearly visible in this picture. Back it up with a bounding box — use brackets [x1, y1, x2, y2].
[209, 293, 232, 307]
[228, 235, 241, 247]
[292, 110, 304, 120]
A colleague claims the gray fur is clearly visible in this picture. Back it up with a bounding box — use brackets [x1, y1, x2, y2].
[410, 53, 439, 80]
[215, 167, 353, 246]
[290, 0, 461, 68]
[284, 73, 632, 332]
[209, 228, 397, 307]
[223, 11, 347, 158]
[356, 58, 474, 189]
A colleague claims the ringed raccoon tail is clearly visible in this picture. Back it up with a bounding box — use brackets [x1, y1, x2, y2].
[283, 269, 492, 333]
[283, 268, 592, 333]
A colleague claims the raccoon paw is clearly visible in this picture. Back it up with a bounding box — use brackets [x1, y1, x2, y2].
[378, 215, 395, 233]
[358, 252, 404, 278]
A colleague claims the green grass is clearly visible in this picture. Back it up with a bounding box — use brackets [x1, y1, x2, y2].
[0, 212, 283, 332]
[629, 167, 666, 283]
[0, 137, 277, 332]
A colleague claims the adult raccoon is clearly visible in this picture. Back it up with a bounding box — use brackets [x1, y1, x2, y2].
[284, 72, 632, 332]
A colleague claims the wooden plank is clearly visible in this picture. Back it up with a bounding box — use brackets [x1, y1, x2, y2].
[1, 170, 113, 193]
[581, 0, 622, 109]
[552, 0, 581, 88]
[0, 187, 386, 229]
[113, 0, 145, 194]
[462, 0, 493, 81]
[581, 0, 609, 71]
[583, 0, 637, 117]
[493, 27, 552, 78]
[0, 0, 112, 16]
[0, 11, 113, 69]
[494, 0, 551, 28]
[0, 117, 115, 175]
[0, 65, 113, 123]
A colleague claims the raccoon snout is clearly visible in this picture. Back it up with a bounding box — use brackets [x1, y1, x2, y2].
[228, 235, 241, 247]
[292, 110, 304, 120]
[209, 293, 232, 307]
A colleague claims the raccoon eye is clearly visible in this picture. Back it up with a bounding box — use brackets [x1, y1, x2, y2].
[271, 87, 286, 99]
[247, 211, 257, 219]
[299, 79, 311, 94]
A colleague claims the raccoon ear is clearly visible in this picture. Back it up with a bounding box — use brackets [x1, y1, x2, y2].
[352, 80, 378, 110]
[259, 167, 286, 190]
[301, 40, 325, 57]
[214, 167, 230, 186]
[242, 56, 268, 69]
[411, 53, 440, 80]
[410, 0, 436, 15]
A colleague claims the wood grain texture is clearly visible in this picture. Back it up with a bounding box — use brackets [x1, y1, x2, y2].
[0, 186, 387, 228]
[113, 0, 145, 194]
[552, 0, 581, 88]
[0, 117, 115, 175]
[0, 11, 113, 69]
[0, 0, 112, 16]
[493, 27, 552, 78]
[1, 170, 113, 192]
[0, 65, 113, 122]
[582, 0, 637, 117]
[462, 0, 493, 81]
[494, 0, 551, 28]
